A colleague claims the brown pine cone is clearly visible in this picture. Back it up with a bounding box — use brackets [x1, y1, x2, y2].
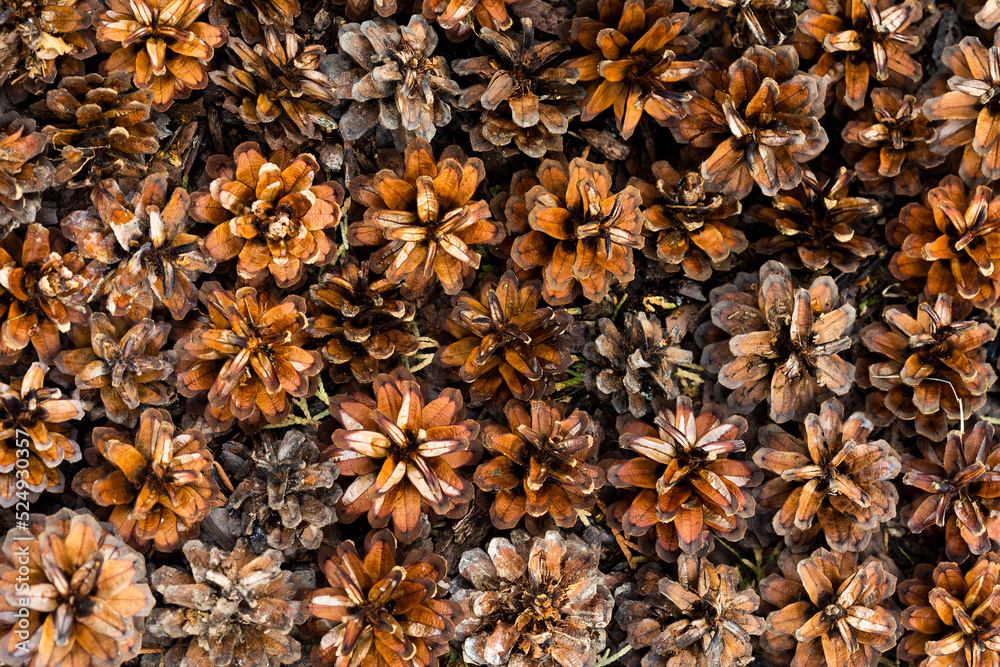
[307, 256, 419, 383]
[562, 0, 704, 139]
[453, 18, 584, 158]
[753, 167, 880, 273]
[55, 314, 177, 427]
[677, 47, 828, 198]
[888, 176, 1000, 310]
[476, 399, 604, 531]
[60, 174, 217, 321]
[754, 397, 901, 553]
[324, 368, 480, 543]
[630, 164, 746, 281]
[507, 157, 644, 304]
[30, 71, 159, 188]
[700, 261, 856, 424]
[173, 282, 323, 431]
[859, 294, 996, 440]
[0, 361, 83, 507]
[759, 548, 901, 667]
[897, 553, 1000, 666]
[434, 270, 572, 405]
[347, 139, 504, 298]
[192, 141, 343, 289]
[304, 529, 460, 667]
[902, 420, 1000, 562]
[583, 308, 695, 417]
[95, 0, 227, 111]
[0, 509, 154, 667]
[606, 395, 760, 559]
[211, 30, 337, 150]
[72, 408, 225, 552]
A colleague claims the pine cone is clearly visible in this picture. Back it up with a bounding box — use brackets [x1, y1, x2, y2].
[897, 553, 1000, 666]
[304, 529, 460, 667]
[583, 309, 695, 417]
[0, 113, 51, 239]
[95, 0, 227, 111]
[148, 539, 302, 667]
[700, 261, 856, 424]
[753, 167, 880, 273]
[797, 0, 923, 110]
[346, 139, 504, 297]
[192, 141, 343, 288]
[754, 397, 901, 552]
[0, 224, 92, 362]
[30, 71, 160, 188]
[208, 0, 300, 43]
[226, 430, 342, 556]
[476, 399, 604, 531]
[636, 555, 764, 667]
[211, 30, 337, 150]
[335, 16, 459, 144]
[685, 0, 796, 47]
[563, 0, 704, 139]
[434, 270, 572, 405]
[0, 362, 83, 507]
[307, 256, 419, 383]
[324, 368, 480, 543]
[606, 395, 759, 559]
[55, 313, 177, 427]
[0, 0, 98, 97]
[72, 407, 224, 552]
[759, 548, 900, 667]
[453, 18, 584, 158]
[859, 294, 996, 441]
[608, 396, 759, 559]
[508, 157, 644, 304]
[452, 530, 614, 667]
[629, 164, 747, 281]
[677, 46, 828, 198]
[422, 0, 514, 39]
[902, 421, 1000, 562]
[888, 176, 1000, 310]
[0, 509, 154, 667]
[173, 283, 323, 430]
[924, 37, 1000, 184]
[841, 88, 943, 196]
[60, 173, 217, 320]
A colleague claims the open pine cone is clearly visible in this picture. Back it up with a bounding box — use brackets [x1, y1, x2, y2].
[452, 530, 614, 667]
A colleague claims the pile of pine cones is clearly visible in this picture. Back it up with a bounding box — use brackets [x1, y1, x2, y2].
[5, 0, 1000, 666]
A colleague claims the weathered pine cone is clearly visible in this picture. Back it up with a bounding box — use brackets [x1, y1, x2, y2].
[148, 539, 303, 667]
[225, 429, 342, 557]
[583, 308, 695, 417]
[452, 530, 614, 667]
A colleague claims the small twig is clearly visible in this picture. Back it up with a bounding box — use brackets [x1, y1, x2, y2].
[330, 196, 352, 265]
[595, 644, 632, 667]
[611, 294, 628, 322]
